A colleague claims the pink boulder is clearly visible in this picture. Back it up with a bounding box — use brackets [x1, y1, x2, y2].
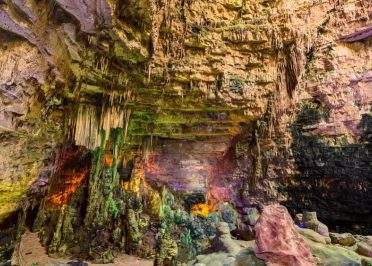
[254, 204, 316, 266]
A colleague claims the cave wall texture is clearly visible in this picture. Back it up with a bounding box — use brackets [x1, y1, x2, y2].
[0, 0, 371, 252]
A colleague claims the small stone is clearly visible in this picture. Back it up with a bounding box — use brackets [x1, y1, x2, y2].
[357, 242, 372, 258]
[330, 232, 356, 246]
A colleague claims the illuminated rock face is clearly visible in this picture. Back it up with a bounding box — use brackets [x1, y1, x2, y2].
[0, 0, 371, 256]
[255, 204, 316, 266]
[144, 138, 233, 192]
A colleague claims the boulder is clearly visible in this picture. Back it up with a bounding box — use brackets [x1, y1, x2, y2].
[297, 227, 327, 244]
[244, 207, 260, 226]
[212, 222, 242, 255]
[357, 242, 372, 258]
[330, 232, 357, 246]
[302, 212, 329, 237]
[254, 204, 316, 266]
[218, 203, 239, 230]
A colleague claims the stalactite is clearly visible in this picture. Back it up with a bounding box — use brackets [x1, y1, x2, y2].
[143, 137, 153, 161]
[74, 87, 133, 149]
[74, 104, 101, 150]
[284, 44, 301, 98]
[274, 42, 303, 125]
[250, 129, 262, 191]
[100, 104, 125, 141]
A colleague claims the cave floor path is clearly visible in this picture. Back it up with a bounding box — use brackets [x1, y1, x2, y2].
[13, 230, 154, 266]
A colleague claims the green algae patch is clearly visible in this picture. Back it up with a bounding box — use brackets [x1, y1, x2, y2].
[0, 162, 39, 223]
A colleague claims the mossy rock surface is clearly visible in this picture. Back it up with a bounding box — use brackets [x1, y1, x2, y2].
[297, 227, 327, 245]
[305, 238, 362, 266]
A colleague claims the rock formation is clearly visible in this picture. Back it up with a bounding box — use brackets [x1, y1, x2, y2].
[255, 204, 316, 266]
[0, 0, 371, 265]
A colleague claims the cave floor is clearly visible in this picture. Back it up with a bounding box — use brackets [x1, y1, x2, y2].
[12, 230, 153, 266]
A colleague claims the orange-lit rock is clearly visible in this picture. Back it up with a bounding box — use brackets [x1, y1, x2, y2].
[45, 149, 91, 208]
[191, 188, 227, 217]
[122, 157, 148, 196]
[191, 202, 217, 217]
[47, 166, 88, 207]
[104, 151, 114, 167]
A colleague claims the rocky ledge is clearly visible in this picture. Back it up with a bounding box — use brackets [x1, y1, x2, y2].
[189, 204, 372, 266]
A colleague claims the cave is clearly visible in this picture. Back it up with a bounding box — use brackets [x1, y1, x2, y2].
[0, 0, 371, 265]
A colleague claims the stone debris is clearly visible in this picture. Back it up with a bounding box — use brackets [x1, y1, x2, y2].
[330, 232, 357, 246]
